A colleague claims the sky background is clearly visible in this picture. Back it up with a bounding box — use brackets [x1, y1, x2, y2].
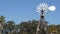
[0, 0, 60, 25]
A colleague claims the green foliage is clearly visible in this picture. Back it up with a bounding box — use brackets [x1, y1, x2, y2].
[0, 16, 60, 34]
[0, 16, 5, 25]
[6, 21, 15, 31]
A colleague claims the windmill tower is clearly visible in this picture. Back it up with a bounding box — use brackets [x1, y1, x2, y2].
[36, 9, 48, 34]
[40, 10, 48, 34]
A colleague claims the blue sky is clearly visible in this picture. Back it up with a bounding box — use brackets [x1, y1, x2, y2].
[0, 0, 60, 24]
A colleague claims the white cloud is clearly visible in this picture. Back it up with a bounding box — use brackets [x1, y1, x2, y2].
[48, 6, 56, 11]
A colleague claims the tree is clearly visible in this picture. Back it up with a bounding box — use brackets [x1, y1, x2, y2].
[0, 16, 5, 29]
[6, 21, 15, 34]
[0, 16, 5, 25]
[56, 24, 60, 34]
[0, 16, 5, 34]
[48, 24, 57, 34]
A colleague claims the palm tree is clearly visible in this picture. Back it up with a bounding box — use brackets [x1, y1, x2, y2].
[0, 16, 5, 25]
[0, 16, 5, 34]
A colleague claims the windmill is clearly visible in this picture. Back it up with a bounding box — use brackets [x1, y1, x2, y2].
[36, 3, 56, 34]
